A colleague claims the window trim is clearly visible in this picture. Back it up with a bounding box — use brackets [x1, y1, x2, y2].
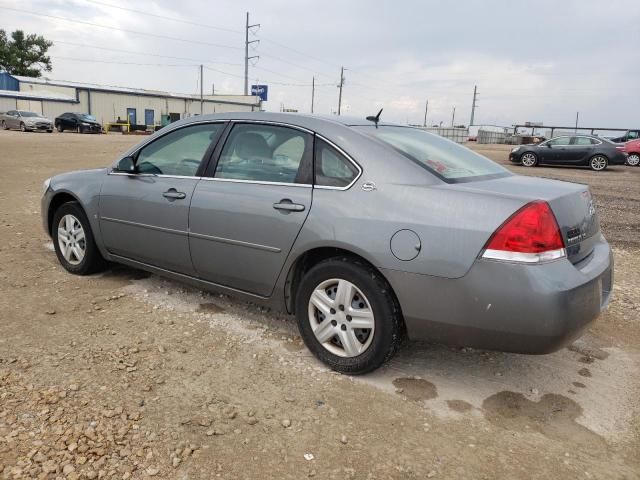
[313, 135, 363, 191]
[206, 120, 316, 186]
[109, 120, 228, 179]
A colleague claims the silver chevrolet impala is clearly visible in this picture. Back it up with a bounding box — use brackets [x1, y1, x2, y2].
[41, 113, 613, 374]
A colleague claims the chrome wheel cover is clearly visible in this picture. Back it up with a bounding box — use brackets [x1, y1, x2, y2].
[521, 153, 536, 167]
[308, 278, 375, 358]
[591, 156, 607, 170]
[627, 154, 640, 166]
[57, 214, 86, 265]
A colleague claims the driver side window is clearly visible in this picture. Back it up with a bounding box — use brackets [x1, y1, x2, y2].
[136, 123, 223, 176]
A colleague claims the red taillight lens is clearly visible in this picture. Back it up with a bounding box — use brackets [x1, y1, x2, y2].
[482, 201, 565, 263]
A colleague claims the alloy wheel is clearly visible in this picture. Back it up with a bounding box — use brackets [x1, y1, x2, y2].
[57, 214, 86, 265]
[308, 278, 375, 358]
[521, 153, 537, 167]
[627, 154, 640, 167]
[590, 155, 607, 171]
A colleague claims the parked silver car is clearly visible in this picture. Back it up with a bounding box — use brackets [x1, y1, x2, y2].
[41, 113, 613, 374]
[1, 110, 53, 132]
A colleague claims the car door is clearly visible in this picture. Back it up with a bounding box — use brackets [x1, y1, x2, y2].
[99, 122, 225, 274]
[189, 122, 313, 296]
[568, 136, 594, 163]
[5, 111, 17, 129]
[544, 136, 571, 163]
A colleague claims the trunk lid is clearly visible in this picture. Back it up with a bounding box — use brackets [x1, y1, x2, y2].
[452, 175, 600, 264]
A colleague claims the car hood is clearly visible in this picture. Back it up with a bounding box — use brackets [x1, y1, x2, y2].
[24, 116, 51, 123]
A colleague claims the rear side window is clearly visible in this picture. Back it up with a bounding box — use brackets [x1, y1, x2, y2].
[572, 137, 593, 145]
[315, 139, 359, 188]
[547, 137, 571, 146]
[355, 126, 509, 183]
[215, 123, 312, 184]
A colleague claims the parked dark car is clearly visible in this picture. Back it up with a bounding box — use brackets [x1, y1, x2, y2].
[509, 135, 627, 171]
[54, 113, 102, 133]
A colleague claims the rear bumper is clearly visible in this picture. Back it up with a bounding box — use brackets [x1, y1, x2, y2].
[382, 235, 613, 354]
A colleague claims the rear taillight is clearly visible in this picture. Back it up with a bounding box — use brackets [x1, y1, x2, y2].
[482, 201, 566, 263]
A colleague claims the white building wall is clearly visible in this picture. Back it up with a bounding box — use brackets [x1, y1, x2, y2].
[0, 97, 17, 112]
[16, 99, 43, 114]
[19, 81, 76, 98]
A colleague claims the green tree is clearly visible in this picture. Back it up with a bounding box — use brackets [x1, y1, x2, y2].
[0, 29, 53, 77]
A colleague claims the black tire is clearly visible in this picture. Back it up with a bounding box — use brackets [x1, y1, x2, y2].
[52, 202, 107, 275]
[47, 129, 53, 133]
[520, 152, 538, 167]
[20, 123, 26, 132]
[76, 125, 82, 134]
[1, 120, 7, 130]
[627, 153, 640, 167]
[589, 155, 608, 171]
[57, 124, 64, 133]
[295, 257, 404, 375]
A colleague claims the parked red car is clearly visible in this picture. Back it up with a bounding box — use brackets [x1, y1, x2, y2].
[616, 139, 640, 166]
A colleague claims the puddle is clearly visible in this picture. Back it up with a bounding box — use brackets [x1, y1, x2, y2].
[446, 399, 473, 413]
[197, 302, 225, 314]
[482, 391, 605, 449]
[572, 382, 586, 389]
[578, 367, 592, 377]
[568, 343, 610, 361]
[392, 377, 438, 401]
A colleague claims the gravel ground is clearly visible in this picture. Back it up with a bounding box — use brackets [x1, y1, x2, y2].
[0, 130, 638, 479]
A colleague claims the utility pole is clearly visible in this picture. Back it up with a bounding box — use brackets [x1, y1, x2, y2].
[451, 106, 456, 126]
[337, 66, 345, 115]
[244, 12, 260, 96]
[575, 111, 579, 132]
[423, 99, 429, 127]
[211, 83, 215, 95]
[470, 85, 478, 126]
[311, 76, 315, 114]
[200, 64, 203, 115]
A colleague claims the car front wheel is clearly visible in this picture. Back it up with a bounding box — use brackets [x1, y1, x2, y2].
[1, 120, 7, 130]
[590, 155, 608, 171]
[57, 124, 64, 132]
[295, 257, 404, 374]
[52, 202, 106, 275]
[20, 123, 27, 132]
[521, 152, 538, 167]
[627, 153, 640, 167]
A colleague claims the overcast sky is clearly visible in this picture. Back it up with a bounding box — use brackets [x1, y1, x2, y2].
[3, 0, 640, 127]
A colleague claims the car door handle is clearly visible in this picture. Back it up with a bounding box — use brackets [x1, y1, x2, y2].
[273, 199, 305, 212]
[163, 189, 186, 200]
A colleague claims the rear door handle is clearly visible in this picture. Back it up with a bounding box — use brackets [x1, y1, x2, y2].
[273, 199, 305, 212]
[163, 189, 186, 200]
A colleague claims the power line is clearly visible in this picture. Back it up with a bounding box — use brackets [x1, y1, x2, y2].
[51, 40, 242, 66]
[2, 6, 243, 50]
[82, 0, 244, 35]
[55, 56, 198, 67]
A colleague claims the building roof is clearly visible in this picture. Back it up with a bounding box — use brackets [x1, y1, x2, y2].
[0, 88, 77, 103]
[13, 75, 260, 106]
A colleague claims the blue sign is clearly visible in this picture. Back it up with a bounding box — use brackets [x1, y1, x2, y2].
[251, 84, 268, 101]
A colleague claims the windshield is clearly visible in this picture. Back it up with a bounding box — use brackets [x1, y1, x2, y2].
[80, 114, 96, 121]
[18, 111, 40, 117]
[355, 126, 511, 183]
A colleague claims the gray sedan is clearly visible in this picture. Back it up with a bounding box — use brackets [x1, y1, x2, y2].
[1, 110, 53, 132]
[41, 113, 613, 374]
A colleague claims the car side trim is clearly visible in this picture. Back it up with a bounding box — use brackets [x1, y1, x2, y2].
[108, 172, 201, 180]
[100, 216, 189, 236]
[200, 177, 312, 188]
[189, 231, 282, 253]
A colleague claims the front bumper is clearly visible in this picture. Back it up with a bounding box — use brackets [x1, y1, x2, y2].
[26, 123, 52, 131]
[382, 235, 613, 354]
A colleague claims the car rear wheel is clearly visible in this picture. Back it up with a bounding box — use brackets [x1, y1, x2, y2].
[295, 257, 404, 374]
[627, 153, 640, 167]
[52, 202, 107, 275]
[590, 155, 608, 171]
[521, 152, 538, 167]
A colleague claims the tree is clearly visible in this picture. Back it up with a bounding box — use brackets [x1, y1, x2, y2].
[0, 29, 53, 77]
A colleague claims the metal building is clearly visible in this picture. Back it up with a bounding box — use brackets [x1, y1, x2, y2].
[0, 72, 260, 128]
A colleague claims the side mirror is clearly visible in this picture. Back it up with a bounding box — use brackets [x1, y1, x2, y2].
[115, 156, 137, 173]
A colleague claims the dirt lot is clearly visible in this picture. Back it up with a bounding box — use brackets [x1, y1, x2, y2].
[0, 130, 638, 480]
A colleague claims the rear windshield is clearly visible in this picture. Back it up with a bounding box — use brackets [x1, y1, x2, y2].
[355, 125, 511, 183]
